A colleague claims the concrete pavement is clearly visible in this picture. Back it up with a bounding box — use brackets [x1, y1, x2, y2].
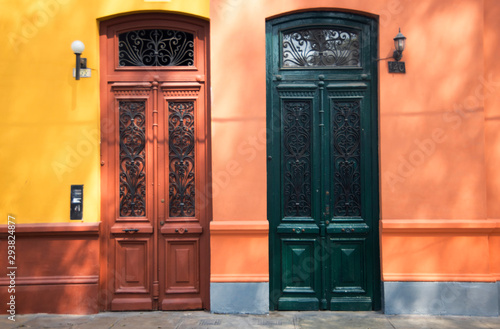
[2, 311, 500, 329]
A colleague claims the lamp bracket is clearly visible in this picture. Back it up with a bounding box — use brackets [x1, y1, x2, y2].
[392, 50, 403, 62]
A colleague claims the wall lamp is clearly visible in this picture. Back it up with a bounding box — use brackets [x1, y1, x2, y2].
[392, 28, 407, 61]
[387, 28, 406, 73]
[71, 40, 87, 80]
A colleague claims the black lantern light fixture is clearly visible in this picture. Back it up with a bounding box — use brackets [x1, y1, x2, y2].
[392, 28, 406, 61]
[387, 28, 406, 73]
[71, 40, 86, 80]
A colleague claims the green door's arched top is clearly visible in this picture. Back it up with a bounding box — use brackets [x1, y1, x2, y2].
[282, 28, 361, 68]
[268, 11, 377, 73]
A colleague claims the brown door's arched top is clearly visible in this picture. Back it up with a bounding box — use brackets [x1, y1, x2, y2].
[118, 29, 195, 67]
[100, 13, 208, 79]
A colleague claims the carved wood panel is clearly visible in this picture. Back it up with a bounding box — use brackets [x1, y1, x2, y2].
[119, 100, 147, 217]
[168, 101, 196, 217]
[281, 239, 318, 293]
[115, 239, 150, 293]
[282, 100, 312, 218]
[329, 238, 367, 294]
[332, 99, 362, 217]
[164, 239, 200, 294]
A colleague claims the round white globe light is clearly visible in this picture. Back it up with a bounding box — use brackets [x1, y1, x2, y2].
[71, 40, 85, 54]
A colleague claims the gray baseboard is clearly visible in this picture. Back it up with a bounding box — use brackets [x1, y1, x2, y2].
[498, 281, 500, 316]
[210, 282, 269, 314]
[383, 281, 499, 317]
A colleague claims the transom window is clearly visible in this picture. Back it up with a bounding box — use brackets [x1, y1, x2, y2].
[282, 28, 360, 68]
[118, 29, 194, 67]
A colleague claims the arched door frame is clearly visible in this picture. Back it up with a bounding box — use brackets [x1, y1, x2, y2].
[266, 10, 381, 311]
[98, 12, 211, 311]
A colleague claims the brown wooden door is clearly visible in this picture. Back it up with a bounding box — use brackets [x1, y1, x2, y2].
[99, 14, 210, 311]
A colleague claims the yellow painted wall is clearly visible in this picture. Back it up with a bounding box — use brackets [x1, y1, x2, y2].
[0, 0, 209, 224]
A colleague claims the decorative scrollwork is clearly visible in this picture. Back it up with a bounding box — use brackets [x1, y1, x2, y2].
[283, 28, 360, 67]
[333, 100, 361, 217]
[118, 29, 194, 66]
[169, 102, 195, 217]
[119, 101, 147, 217]
[283, 101, 312, 217]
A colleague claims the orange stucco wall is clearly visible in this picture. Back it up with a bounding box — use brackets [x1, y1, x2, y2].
[484, 0, 500, 279]
[210, 0, 500, 283]
[380, 220, 499, 281]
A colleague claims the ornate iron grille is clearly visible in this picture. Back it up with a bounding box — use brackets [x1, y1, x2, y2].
[169, 101, 195, 217]
[283, 101, 312, 217]
[333, 100, 361, 217]
[119, 101, 147, 217]
[283, 28, 360, 67]
[118, 29, 194, 66]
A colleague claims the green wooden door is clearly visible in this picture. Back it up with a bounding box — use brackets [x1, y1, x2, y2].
[267, 12, 380, 311]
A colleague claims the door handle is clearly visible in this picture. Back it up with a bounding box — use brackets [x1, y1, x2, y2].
[122, 229, 139, 233]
